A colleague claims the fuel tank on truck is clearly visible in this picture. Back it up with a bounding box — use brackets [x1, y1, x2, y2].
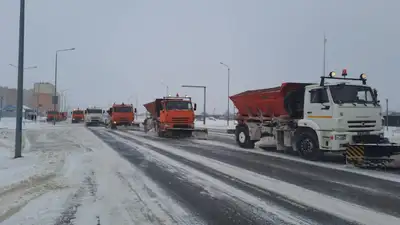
[229, 82, 313, 119]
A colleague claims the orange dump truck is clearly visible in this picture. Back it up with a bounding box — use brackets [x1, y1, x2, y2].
[71, 109, 84, 123]
[106, 103, 139, 129]
[143, 95, 207, 139]
[46, 110, 60, 122]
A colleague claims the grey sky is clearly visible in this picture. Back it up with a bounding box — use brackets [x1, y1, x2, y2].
[1, 0, 399, 113]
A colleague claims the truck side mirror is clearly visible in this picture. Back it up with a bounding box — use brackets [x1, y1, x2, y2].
[103, 110, 105, 114]
[70, 112, 72, 115]
[373, 88, 378, 98]
[134, 108, 137, 113]
[107, 110, 111, 116]
[194, 103, 197, 111]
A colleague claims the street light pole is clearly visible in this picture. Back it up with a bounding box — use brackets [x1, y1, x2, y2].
[181, 85, 207, 125]
[53, 48, 75, 125]
[220, 62, 230, 126]
[15, 0, 26, 158]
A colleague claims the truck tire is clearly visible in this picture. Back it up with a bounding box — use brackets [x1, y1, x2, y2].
[235, 126, 255, 149]
[295, 130, 322, 161]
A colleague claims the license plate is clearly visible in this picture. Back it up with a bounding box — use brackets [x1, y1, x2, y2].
[357, 131, 370, 135]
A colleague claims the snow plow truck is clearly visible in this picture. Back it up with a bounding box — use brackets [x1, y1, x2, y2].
[143, 94, 208, 139]
[106, 103, 140, 129]
[230, 69, 400, 168]
[71, 109, 84, 123]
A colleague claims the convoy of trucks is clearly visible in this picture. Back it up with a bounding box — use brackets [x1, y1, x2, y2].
[230, 70, 400, 167]
[142, 94, 208, 139]
[46, 69, 399, 168]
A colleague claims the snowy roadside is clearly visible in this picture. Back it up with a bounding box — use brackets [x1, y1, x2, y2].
[1, 122, 201, 224]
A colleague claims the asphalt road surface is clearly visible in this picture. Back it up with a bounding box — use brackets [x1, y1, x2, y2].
[89, 127, 400, 225]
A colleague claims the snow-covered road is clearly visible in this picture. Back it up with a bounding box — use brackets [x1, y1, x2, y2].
[1, 121, 400, 224]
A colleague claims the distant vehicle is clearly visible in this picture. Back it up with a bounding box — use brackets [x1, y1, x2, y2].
[106, 103, 139, 129]
[71, 109, 84, 123]
[46, 110, 60, 122]
[84, 107, 105, 126]
[143, 94, 207, 139]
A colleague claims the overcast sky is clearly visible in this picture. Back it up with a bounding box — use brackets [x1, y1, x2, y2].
[0, 0, 399, 113]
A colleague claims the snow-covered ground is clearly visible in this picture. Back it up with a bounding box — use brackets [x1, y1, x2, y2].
[0, 119, 199, 224]
[1, 116, 400, 224]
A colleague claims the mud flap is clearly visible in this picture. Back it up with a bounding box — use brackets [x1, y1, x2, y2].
[346, 144, 400, 168]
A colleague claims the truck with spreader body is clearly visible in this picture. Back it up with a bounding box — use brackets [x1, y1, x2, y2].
[143, 95, 208, 139]
[230, 70, 400, 167]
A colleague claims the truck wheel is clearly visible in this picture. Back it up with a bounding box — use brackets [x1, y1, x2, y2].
[296, 131, 322, 161]
[235, 126, 255, 149]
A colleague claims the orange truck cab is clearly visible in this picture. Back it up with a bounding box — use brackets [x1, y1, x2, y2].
[143, 95, 207, 138]
[71, 109, 84, 123]
[107, 103, 138, 129]
[46, 110, 60, 122]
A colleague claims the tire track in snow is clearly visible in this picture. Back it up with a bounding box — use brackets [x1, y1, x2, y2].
[53, 170, 97, 225]
[92, 129, 284, 225]
[126, 129, 400, 218]
[111, 130, 357, 225]
[115, 171, 177, 225]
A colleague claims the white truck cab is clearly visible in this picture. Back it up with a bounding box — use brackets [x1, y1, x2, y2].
[84, 107, 105, 126]
[298, 71, 382, 153]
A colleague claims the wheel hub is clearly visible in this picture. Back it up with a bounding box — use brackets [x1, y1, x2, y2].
[238, 132, 246, 143]
[300, 138, 313, 153]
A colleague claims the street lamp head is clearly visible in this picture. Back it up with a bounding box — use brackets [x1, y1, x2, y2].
[70, 48, 76, 51]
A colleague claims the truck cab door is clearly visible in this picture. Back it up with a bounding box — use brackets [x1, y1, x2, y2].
[303, 87, 333, 130]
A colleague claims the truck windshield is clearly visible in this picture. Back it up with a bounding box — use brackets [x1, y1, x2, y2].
[113, 107, 132, 113]
[330, 85, 376, 104]
[166, 101, 192, 110]
[73, 110, 84, 114]
[87, 109, 103, 114]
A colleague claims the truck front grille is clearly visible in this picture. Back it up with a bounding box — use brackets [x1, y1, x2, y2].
[347, 120, 376, 130]
[172, 117, 190, 124]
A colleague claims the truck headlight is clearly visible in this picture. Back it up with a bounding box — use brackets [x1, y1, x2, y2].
[335, 134, 346, 140]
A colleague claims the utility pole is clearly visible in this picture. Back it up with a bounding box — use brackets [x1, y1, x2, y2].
[323, 34, 327, 76]
[182, 85, 207, 125]
[53, 48, 75, 125]
[14, 0, 26, 158]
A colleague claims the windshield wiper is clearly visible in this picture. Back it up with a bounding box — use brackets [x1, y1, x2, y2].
[356, 100, 368, 106]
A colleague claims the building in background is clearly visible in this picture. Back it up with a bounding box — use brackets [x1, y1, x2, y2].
[32, 82, 60, 116]
[0, 83, 60, 117]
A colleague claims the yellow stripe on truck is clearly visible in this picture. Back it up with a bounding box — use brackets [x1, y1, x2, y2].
[308, 115, 333, 119]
